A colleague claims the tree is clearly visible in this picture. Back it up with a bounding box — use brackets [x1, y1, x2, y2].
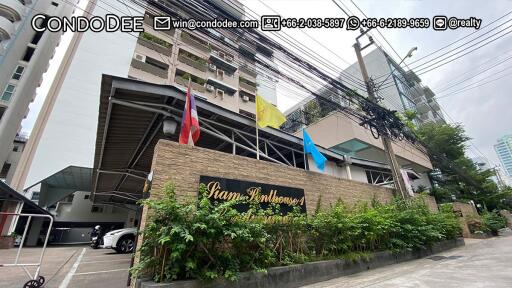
[399, 113, 512, 210]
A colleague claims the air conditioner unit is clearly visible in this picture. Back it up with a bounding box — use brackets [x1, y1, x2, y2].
[226, 55, 234, 62]
[208, 63, 216, 71]
[206, 84, 214, 92]
[217, 69, 224, 79]
[219, 51, 226, 59]
[242, 95, 249, 102]
[134, 53, 146, 62]
[216, 89, 224, 99]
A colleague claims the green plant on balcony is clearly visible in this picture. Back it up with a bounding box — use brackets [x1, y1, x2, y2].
[179, 50, 207, 66]
[140, 32, 171, 48]
[179, 73, 206, 86]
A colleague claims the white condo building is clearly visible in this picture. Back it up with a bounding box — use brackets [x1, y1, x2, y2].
[0, 0, 75, 183]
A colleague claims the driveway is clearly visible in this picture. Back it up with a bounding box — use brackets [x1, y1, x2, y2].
[303, 234, 512, 288]
[0, 245, 132, 288]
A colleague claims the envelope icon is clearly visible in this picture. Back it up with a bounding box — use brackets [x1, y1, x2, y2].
[154, 16, 171, 30]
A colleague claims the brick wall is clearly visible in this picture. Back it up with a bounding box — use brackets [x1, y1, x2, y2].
[148, 140, 395, 212]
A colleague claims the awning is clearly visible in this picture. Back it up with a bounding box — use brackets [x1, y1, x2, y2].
[0, 181, 50, 215]
[24, 166, 92, 208]
[93, 75, 354, 204]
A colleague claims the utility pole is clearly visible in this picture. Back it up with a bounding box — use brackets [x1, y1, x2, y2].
[353, 29, 408, 199]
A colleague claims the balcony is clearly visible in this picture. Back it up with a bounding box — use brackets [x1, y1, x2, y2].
[239, 77, 257, 95]
[131, 59, 168, 79]
[209, 51, 237, 74]
[423, 86, 435, 99]
[0, 16, 14, 41]
[177, 54, 207, 72]
[0, 0, 24, 22]
[138, 32, 172, 56]
[174, 76, 206, 93]
[181, 32, 209, 53]
[240, 64, 257, 79]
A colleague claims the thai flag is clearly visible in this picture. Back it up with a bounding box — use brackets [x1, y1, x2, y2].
[179, 82, 200, 145]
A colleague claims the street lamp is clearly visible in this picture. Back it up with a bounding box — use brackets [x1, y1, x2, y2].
[374, 47, 418, 93]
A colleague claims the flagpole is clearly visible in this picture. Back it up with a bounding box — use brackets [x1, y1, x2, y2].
[256, 104, 260, 160]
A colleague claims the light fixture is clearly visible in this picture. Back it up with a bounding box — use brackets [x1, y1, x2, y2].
[163, 118, 178, 136]
[406, 47, 418, 59]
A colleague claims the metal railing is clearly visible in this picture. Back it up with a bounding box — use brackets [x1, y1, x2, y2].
[0, 212, 53, 287]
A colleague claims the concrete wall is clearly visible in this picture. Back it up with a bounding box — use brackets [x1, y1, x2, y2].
[54, 191, 131, 224]
[19, 1, 143, 188]
[147, 140, 395, 213]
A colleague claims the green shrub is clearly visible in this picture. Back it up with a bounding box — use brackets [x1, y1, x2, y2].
[481, 211, 507, 235]
[132, 185, 461, 283]
[140, 32, 171, 48]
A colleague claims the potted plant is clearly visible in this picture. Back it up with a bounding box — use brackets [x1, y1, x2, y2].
[0, 232, 17, 249]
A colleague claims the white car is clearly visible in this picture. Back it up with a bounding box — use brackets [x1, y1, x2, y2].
[102, 228, 137, 253]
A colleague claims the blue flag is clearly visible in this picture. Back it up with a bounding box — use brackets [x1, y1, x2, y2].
[303, 129, 327, 171]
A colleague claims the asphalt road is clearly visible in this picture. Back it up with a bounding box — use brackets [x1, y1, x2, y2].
[302, 235, 512, 288]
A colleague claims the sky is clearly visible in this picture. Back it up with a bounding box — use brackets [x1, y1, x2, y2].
[22, 0, 512, 170]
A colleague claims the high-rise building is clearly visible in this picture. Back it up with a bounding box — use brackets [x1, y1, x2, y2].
[0, 0, 75, 183]
[341, 47, 444, 124]
[494, 135, 512, 177]
[12, 0, 277, 191]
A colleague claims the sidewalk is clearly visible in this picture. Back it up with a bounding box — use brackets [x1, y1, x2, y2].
[302, 235, 512, 288]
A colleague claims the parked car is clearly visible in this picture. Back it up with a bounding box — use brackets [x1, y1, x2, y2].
[102, 228, 137, 253]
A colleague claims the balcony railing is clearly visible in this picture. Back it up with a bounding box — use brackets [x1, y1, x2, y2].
[177, 54, 207, 72]
[240, 64, 257, 78]
[131, 59, 168, 79]
[137, 34, 172, 56]
[175, 76, 206, 93]
[239, 81, 256, 94]
[181, 32, 209, 53]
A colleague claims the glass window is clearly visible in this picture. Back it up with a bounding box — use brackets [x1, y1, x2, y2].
[1, 84, 16, 101]
[12, 66, 25, 80]
[22, 47, 36, 62]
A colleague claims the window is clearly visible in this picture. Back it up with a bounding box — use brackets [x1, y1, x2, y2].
[31, 192, 40, 201]
[51, 1, 59, 6]
[22, 47, 36, 62]
[13, 145, 19, 152]
[0, 163, 11, 179]
[84, 194, 90, 199]
[31, 15, 49, 45]
[0, 107, 6, 121]
[1, 84, 16, 101]
[12, 66, 25, 80]
[365, 169, 393, 185]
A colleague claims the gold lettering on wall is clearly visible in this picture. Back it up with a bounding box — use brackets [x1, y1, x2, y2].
[205, 181, 304, 207]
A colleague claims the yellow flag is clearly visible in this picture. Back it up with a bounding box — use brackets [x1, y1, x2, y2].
[256, 95, 286, 128]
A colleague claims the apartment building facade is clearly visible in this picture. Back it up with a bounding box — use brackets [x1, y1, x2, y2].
[495, 135, 512, 177]
[0, 0, 75, 183]
[342, 47, 444, 124]
[12, 0, 276, 191]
